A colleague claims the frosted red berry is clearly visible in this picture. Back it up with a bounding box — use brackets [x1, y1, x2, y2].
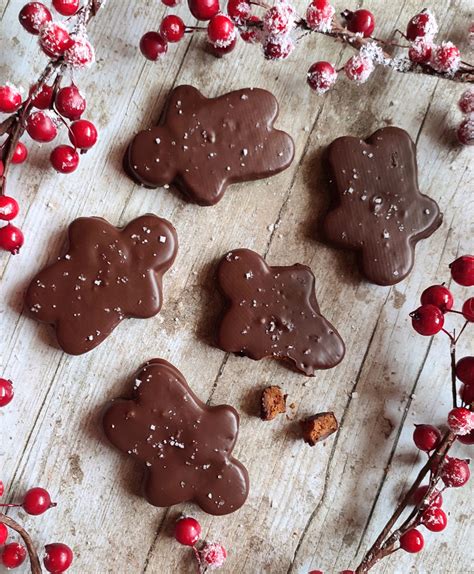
[43, 543, 73, 573]
[412, 485, 443, 508]
[209, 36, 237, 57]
[12, 142, 28, 165]
[50, 145, 80, 174]
[346, 9, 375, 38]
[420, 284, 453, 313]
[140, 32, 168, 61]
[160, 15, 185, 43]
[263, 34, 294, 60]
[422, 507, 447, 532]
[227, 0, 251, 25]
[23, 487, 54, 515]
[413, 424, 441, 451]
[410, 304, 444, 336]
[208, 14, 236, 48]
[39, 22, 74, 58]
[52, 0, 79, 16]
[0, 378, 14, 407]
[408, 39, 433, 64]
[1, 543, 27, 568]
[174, 516, 201, 546]
[441, 456, 470, 488]
[55, 85, 86, 120]
[447, 407, 474, 435]
[0, 85, 22, 113]
[458, 429, 474, 445]
[456, 356, 474, 386]
[459, 89, 474, 115]
[263, 3, 295, 36]
[344, 54, 374, 83]
[26, 111, 57, 142]
[0, 197, 20, 221]
[188, 0, 220, 21]
[457, 117, 474, 146]
[306, 0, 335, 32]
[400, 528, 424, 553]
[69, 119, 98, 149]
[19, 2, 52, 35]
[307, 61, 337, 94]
[0, 524, 8, 546]
[0, 224, 24, 255]
[450, 255, 474, 286]
[199, 542, 227, 569]
[431, 42, 461, 74]
[30, 83, 54, 109]
[64, 36, 95, 68]
[406, 10, 438, 41]
[462, 298, 474, 322]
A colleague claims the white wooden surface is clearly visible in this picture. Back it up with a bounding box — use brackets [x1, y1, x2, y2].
[1, 0, 473, 572]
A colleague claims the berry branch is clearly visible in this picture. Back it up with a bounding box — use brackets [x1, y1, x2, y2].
[0, 0, 103, 256]
[0, 512, 42, 574]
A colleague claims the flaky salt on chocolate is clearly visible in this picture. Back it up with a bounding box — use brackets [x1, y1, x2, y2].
[301, 412, 338, 446]
[260, 386, 287, 421]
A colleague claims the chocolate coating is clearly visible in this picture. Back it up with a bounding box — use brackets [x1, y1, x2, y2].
[323, 127, 442, 286]
[126, 85, 295, 206]
[217, 249, 345, 376]
[103, 359, 249, 515]
[25, 215, 178, 355]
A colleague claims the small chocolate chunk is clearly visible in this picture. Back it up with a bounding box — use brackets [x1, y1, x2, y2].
[260, 386, 287, 421]
[301, 412, 338, 446]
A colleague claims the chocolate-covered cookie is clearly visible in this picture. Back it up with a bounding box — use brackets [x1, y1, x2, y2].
[103, 359, 249, 515]
[323, 127, 442, 286]
[125, 85, 295, 206]
[217, 249, 345, 376]
[25, 215, 178, 355]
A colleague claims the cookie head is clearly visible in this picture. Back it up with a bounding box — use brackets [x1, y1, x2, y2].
[103, 359, 249, 515]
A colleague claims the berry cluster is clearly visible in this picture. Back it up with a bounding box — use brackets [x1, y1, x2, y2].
[174, 516, 227, 572]
[457, 88, 474, 146]
[0, 484, 73, 572]
[139, 2, 473, 109]
[0, 1, 102, 256]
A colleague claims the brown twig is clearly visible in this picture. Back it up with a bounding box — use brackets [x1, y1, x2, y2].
[0, 513, 42, 574]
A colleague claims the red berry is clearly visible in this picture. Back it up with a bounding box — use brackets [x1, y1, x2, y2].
[450, 255, 474, 286]
[457, 117, 474, 146]
[309, 571, 324, 574]
[263, 3, 295, 36]
[199, 542, 227, 569]
[307, 61, 337, 94]
[459, 89, 474, 115]
[346, 9, 375, 37]
[0, 524, 8, 546]
[458, 429, 474, 445]
[52, 0, 79, 16]
[462, 298, 474, 322]
[64, 36, 95, 69]
[55, 85, 86, 120]
[408, 39, 433, 63]
[39, 22, 74, 58]
[461, 383, 474, 405]
[162, 0, 180, 5]
[399, 528, 424, 553]
[0, 224, 24, 255]
[448, 407, 474, 435]
[340, 571, 354, 574]
[208, 36, 237, 57]
[0, 378, 14, 406]
[412, 485, 443, 508]
[263, 34, 294, 60]
[1, 543, 27, 568]
[344, 54, 374, 83]
[160, 15, 186, 43]
[26, 111, 57, 142]
[239, 16, 262, 43]
[12, 142, 28, 164]
[23, 487, 54, 515]
[207, 14, 236, 48]
[140, 31, 168, 61]
[19, 2, 52, 35]
[0, 85, 22, 113]
[410, 304, 444, 336]
[306, 0, 335, 32]
[422, 507, 447, 532]
[456, 356, 474, 386]
[50, 145, 80, 174]
[431, 42, 461, 74]
[413, 424, 441, 451]
[0, 196, 20, 221]
[227, 0, 251, 24]
[188, 0, 220, 21]
[406, 10, 438, 41]
[420, 284, 453, 313]
[69, 119, 98, 149]
[0, 160, 3, 178]
[0, 480, 4, 496]
[174, 516, 201, 546]
[30, 83, 54, 109]
[441, 456, 470, 487]
[43, 543, 73, 573]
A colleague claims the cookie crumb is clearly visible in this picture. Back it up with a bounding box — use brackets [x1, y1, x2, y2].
[260, 386, 287, 421]
[300, 412, 338, 446]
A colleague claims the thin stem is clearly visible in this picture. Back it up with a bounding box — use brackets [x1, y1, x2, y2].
[0, 513, 42, 574]
[451, 342, 458, 408]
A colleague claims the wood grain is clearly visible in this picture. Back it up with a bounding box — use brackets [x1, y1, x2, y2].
[0, 0, 472, 572]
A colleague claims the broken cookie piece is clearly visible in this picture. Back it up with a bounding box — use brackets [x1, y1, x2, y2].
[260, 386, 287, 421]
[301, 412, 338, 446]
